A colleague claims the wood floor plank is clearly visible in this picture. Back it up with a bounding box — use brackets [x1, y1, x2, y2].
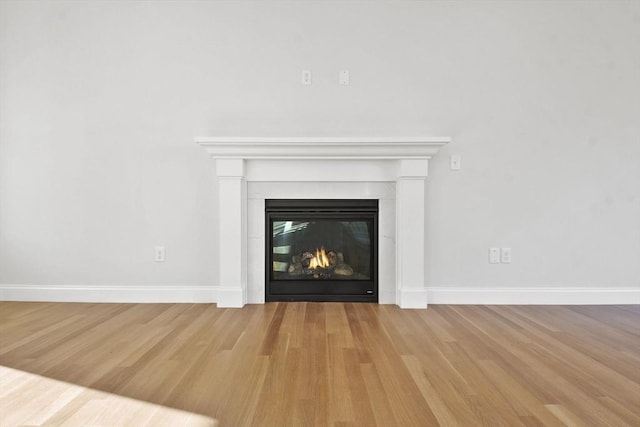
[1, 302, 638, 426]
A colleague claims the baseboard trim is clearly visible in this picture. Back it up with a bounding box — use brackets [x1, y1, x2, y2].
[2, 284, 638, 306]
[426, 287, 640, 305]
[0, 284, 217, 304]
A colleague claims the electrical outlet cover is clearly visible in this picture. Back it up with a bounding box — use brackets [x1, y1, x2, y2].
[155, 246, 165, 262]
[301, 70, 312, 85]
[501, 248, 512, 264]
[489, 247, 500, 264]
[450, 154, 461, 170]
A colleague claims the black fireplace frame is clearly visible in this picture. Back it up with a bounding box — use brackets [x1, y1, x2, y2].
[265, 199, 378, 302]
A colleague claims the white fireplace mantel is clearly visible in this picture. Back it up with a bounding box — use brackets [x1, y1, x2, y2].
[196, 137, 450, 159]
[196, 136, 450, 308]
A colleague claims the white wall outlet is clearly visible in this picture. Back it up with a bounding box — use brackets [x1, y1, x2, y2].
[489, 247, 500, 264]
[450, 154, 461, 171]
[155, 246, 165, 262]
[339, 70, 350, 85]
[501, 248, 512, 264]
[301, 70, 312, 85]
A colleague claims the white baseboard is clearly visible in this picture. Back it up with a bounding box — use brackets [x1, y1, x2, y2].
[2, 284, 638, 306]
[426, 287, 640, 305]
[0, 284, 217, 304]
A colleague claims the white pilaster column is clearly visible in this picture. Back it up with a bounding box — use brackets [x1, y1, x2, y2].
[396, 159, 429, 308]
[216, 159, 247, 307]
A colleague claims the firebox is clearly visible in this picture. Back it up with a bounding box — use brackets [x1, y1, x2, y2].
[265, 199, 378, 302]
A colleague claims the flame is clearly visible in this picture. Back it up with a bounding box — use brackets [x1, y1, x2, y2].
[308, 247, 330, 269]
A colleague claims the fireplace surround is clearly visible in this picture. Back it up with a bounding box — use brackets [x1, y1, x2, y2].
[196, 137, 450, 308]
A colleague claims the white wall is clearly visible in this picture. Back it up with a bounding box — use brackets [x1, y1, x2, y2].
[1, 0, 638, 302]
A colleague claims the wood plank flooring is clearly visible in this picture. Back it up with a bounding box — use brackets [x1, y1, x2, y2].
[1, 302, 639, 426]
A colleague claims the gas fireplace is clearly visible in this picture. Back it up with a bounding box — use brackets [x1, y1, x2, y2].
[196, 136, 450, 308]
[265, 199, 378, 302]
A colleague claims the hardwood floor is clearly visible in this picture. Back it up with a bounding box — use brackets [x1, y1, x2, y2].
[1, 302, 639, 426]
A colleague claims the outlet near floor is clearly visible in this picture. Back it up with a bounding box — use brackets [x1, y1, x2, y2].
[489, 247, 512, 264]
[489, 248, 500, 264]
[154, 246, 165, 262]
[501, 248, 512, 264]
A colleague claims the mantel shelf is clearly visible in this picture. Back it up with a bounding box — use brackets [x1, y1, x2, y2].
[195, 136, 450, 159]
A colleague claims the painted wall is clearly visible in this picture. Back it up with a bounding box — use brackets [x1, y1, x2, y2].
[1, 0, 638, 301]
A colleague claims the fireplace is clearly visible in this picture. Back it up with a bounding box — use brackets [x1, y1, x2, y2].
[195, 137, 450, 308]
[265, 199, 378, 302]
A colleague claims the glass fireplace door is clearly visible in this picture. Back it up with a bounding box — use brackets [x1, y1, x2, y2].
[266, 200, 378, 302]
